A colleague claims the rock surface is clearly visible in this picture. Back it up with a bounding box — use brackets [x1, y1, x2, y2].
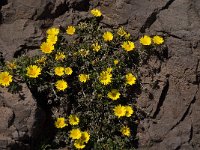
[0, 84, 45, 149]
[0, 0, 200, 149]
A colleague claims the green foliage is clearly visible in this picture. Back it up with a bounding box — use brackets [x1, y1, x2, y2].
[0, 9, 165, 149]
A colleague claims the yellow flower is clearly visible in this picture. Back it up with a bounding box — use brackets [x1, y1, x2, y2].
[55, 52, 66, 61]
[74, 140, 86, 149]
[80, 131, 90, 143]
[26, 65, 41, 78]
[55, 80, 68, 91]
[91, 9, 102, 17]
[65, 67, 73, 75]
[47, 27, 59, 35]
[6, 61, 17, 69]
[106, 67, 113, 73]
[0, 72, 13, 87]
[66, 26, 76, 35]
[140, 35, 151, 46]
[69, 128, 82, 140]
[47, 35, 58, 44]
[40, 42, 54, 54]
[54, 67, 64, 76]
[99, 71, 112, 85]
[103, 31, 113, 42]
[35, 56, 46, 64]
[74, 131, 90, 149]
[55, 117, 67, 128]
[92, 42, 101, 52]
[117, 27, 126, 36]
[120, 126, 131, 137]
[79, 74, 89, 83]
[121, 41, 135, 51]
[107, 89, 121, 100]
[114, 59, 119, 65]
[153, 35, 164, 45]
[69, 114, 79, 125]
[113, 105, 126, 118]
[125, 73, 136, 85]
[125, 106, 134, 117]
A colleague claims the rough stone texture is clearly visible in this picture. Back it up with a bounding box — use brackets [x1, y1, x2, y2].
[136, 0, 200, 149]
[0, 0, 200, 149]
[0, 84, 45, 149]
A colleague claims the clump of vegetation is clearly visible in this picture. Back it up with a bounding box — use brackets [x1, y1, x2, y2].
[0, 8, 164, 149]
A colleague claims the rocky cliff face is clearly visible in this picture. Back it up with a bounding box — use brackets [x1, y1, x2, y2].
[0, 0, 200, 149]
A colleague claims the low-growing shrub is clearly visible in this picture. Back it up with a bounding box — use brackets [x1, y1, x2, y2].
[0, 8, 164, 149]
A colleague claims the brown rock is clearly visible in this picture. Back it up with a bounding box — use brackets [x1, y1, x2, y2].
[0, 107, 14, 131]
[0, 84, 46, 149]
[0, 0, 200, 149]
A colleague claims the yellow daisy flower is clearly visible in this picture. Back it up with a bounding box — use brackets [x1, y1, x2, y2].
[125, 73, 136, 85]
[120, 126, 131, 137]
[99, 71, 112, 85]
[26, 65, 41, 78]
[103, 31, 113, 42]
[47, 34, 58, 44]
[69, 128, 82, 140]
[121, 41, 135, 51]
[91, 9, 102, 17]
[125, 106, 134, 117]
[78, 74, 89, 83]
[65, 67, 73, 75]
[46, 27, 59, 35]
[54, 67, 65, 76]
[55, 117, 67, 128]
[0, 71, 13, 87]
[153, 35, 164, 45]
[69, 114, 79, 125]
[80, 131, 90, 143]
[55, 52, 66, 61]
[74, 140, 86, 149]
[55, 80, 68, 91]
[66, 26, 76, 35]
[74, 131, 90, 149]
[113, 105, 126, 118]
[92, 42, 101, 52]
[117, 27, 126, 37]
[40, 42, 54, 54]
[106, 67, 113, 73]
[107, 89, 121, 100]
[114, 59, 119, 65]
[140, 35, 151, 46]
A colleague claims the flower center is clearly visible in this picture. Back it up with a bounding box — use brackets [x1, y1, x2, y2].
[30, 69, 36, 75]
[3, 76, 9, 82]
[111, 92, 117, 97]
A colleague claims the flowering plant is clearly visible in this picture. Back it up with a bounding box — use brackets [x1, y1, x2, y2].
[0, 8, 164, 149]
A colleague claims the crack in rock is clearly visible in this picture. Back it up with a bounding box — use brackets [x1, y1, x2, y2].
[188, 125, 193, 143]
[140, 0, 176, 33]
[0, 0, 7, 7]
[36, 2, 55, 20]
[195, 59, 200, 86]
[36, 0, 90, 21]
[13, 45, 39, 58]
[170, 92, 197, 131]
[153, 79, 169, 118]
[158, 31, 183, 40]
